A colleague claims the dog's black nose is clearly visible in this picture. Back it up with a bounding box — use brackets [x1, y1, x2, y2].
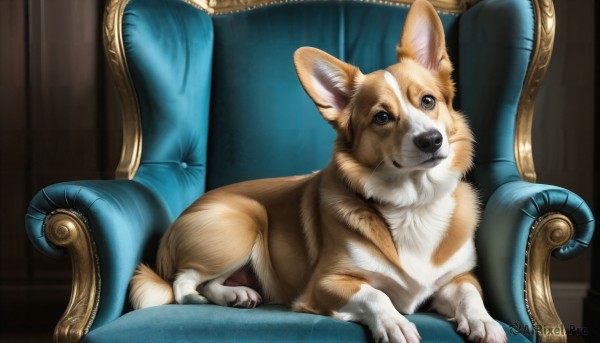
[413, 130, 443, 153]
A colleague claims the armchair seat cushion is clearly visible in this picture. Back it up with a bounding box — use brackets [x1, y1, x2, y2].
[82, 305, 527, 342]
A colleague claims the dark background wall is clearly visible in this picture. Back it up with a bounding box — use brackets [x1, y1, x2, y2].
[0, 0, 595, 340]
[0, 0, 121, 335]
[534, 0, 594, 283]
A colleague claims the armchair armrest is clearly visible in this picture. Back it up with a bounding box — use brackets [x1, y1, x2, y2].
[25, 180, 173, 342]
[476, 180, 594, 342]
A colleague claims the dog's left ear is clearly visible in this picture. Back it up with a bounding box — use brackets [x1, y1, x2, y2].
[397, 0, 452, 75]
[294, 47, 363, 129]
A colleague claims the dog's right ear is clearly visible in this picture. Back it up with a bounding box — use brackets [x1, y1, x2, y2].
[294, 47, 363, 127]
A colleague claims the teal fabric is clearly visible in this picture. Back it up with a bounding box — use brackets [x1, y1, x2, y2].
[207, 2, 459, 189]
[123, 0, 213, 219]
[459, 2, 595, 339]
[24, 0, 214, 330]
[477, 181, 595, 341]
[81, 304, 529, 343]
[25, 180, 172, 329]
[458, 0, 535, 201]
[23, 0, 595, 342]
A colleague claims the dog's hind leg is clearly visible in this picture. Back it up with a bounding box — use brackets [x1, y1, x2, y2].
[173, 269, 209, 304]
[202, 272, 263, 308]
[173, 267, 263, 307]
[164, 194, 269, 306]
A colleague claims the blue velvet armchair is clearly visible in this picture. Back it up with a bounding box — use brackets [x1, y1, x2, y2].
[25, 0, 594, 342]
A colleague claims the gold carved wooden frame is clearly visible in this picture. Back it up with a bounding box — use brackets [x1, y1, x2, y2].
[44, 210, 100, 343]
[515, 0, 555, 183]
[524, 213, 574, 343]
[186, 0, 481, 15]
[104, 0, 141, 180]
[43, 1, 131, 342]
[516, 4, 567, 340]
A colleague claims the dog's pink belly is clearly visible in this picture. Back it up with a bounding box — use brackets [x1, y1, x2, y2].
[225, 265, 260, 290]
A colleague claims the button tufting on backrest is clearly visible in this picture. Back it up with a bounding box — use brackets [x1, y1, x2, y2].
[123, 0, 212, 218]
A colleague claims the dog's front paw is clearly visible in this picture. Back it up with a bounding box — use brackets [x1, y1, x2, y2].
[455, 315, 507, 343]
[370, 314, 421, 343]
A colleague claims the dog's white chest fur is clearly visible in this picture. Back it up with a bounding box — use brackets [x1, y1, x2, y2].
[381, 195, 456, 309]
[380, 192, 455, 270]
[349, 170, 476, 314]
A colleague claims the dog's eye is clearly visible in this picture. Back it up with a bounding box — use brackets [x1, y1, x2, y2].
[373, 112, 393, 125]
[421, 95, 436, 110]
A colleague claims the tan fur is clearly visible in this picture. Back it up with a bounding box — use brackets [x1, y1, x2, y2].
[294, 273, 366, 316]
[157, 193, 264, 280]
[130, 2, 486, 340]
[396, 0, 454, 102]
[431, 182, 479, 266]
[448, 113, 475, 172]
[452, 272, 483, 296]
[130, 264, 174, 308]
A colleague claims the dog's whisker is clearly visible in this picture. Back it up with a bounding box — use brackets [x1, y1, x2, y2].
[368, 156, 389, 179]
[373, 158, 386, 172]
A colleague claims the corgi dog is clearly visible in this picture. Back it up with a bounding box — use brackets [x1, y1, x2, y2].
[130, 1, 507, 342]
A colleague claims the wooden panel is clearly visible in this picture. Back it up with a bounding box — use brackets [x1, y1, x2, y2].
[0, 285, 69, 332]
[0, 0, 29, 284]
[28, 0, 104, 282]
[1, 0, 123, 331]
[28, 0, 102, 178]
[583, 0, 600, 336]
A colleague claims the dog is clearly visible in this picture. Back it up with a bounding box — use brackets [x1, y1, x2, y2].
[130, 1, 507, 342]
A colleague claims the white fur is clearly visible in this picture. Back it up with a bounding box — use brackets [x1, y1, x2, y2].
[400, 102, 450, 166]
[383, 70, 451, 170]
[347, 242, 409, 289]
[173, 269, 208, 304]
[350, 145, 477, 315]
[405, 103, 449, 145]
[202, 275, 262, 308]
[381, 193, 478, 290]
[384, 71, 409, 114]
[347, 241, 424, 314]
[130, 280, 173, 309]
[411, 19, 439, 70]
[334, 284, 421, 343]
[348, 195, 476, 314]
[432, 282, 507, 343]
[363, 149, 460, 207]
[311, 61, 349, 112]
[381, 192, 455, 258]
[350, 71, 500, 340]
[173, 269, 262, 308]
[368, 71, 457, 208]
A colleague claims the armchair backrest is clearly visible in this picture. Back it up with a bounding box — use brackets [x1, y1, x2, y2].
[205, 1, 461, 191]
[107, 0, 213, 219]
[106, 0, 544, 219]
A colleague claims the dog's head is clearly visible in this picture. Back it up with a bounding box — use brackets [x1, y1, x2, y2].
[294, 0, 473, 203]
